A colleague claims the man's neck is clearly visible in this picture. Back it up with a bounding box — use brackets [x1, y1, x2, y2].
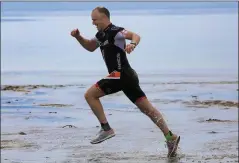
[102, 22, 112, 31]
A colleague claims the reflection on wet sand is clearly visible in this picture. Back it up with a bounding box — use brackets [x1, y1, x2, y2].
[152, 99, 238, 108]
[1, 85, 72, 92]
[1, 79, 238, 163]
[183, 100, 238, 108]
[37, 103, 74, 107]
[1, 139, 38, 150]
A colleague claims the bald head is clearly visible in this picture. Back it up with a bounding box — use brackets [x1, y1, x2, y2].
[93, 6, 110, 20]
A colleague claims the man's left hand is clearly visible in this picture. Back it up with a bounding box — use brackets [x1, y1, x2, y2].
[125, 44, 136, 54]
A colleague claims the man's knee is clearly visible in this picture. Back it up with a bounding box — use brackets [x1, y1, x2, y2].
[84, 90, 92, 101]
[84, 84, 104, 101]
[136, 100, 156, 116]
[135, 96, 152, 113]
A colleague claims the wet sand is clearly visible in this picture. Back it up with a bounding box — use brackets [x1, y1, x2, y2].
[1, 78, 238, 163]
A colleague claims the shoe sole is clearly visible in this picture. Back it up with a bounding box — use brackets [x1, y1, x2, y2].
[168, 136, 181, 158]
[90, 133, 116, 144]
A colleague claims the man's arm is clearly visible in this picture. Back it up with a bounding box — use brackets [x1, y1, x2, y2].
[75, 35, 99, 52]
[120, 29, 140, 54]
[122, 30, 141, 46]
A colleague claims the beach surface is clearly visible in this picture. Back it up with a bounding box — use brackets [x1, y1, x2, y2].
[1, 72, 238, 163]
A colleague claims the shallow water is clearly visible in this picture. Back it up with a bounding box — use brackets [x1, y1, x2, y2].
[1, 71, 238, 163]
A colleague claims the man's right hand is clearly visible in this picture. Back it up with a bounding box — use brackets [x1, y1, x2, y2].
[71, 29, 80, 38]
[70, 28, 97, 52]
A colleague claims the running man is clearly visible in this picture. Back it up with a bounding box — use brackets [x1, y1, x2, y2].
[70, 6, 180, 158]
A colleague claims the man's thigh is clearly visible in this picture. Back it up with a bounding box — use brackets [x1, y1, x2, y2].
[121, 68, 146, 104]
[122, 84, 146, 104]
[95, 78, 122, 95]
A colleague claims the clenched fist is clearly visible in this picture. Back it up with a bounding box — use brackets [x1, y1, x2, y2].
[125, 43, 136, 54]
[71, 29, 80, 38]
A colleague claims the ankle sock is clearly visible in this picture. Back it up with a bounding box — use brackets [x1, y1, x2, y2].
[165, 130, 173, 141]
[101, 122, 111, 131]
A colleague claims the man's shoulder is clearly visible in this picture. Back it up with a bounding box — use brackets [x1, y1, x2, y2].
[110, 24, 124, 31]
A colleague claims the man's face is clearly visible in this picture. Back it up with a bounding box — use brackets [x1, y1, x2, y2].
[91, 10, 105, 31]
